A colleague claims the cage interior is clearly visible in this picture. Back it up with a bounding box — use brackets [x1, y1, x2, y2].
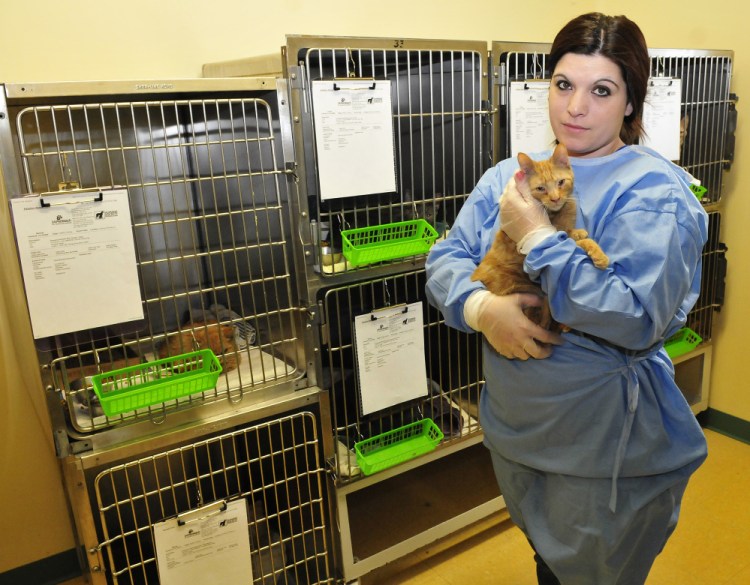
[10, 91, 306, 432]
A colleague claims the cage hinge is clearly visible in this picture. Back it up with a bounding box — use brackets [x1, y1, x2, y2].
[288, 65, 304, 90]
[314, 299, 330, 347]
[723, 100, 737, 170]
[492, 64, 504, 87]
[713, 242, 728, 311]
[305, 304, 323, 326]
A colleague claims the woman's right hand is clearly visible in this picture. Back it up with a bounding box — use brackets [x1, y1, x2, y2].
[476, 293, 563, 360]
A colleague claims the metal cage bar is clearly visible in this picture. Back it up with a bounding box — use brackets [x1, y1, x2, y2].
[92, 411, 333, 584]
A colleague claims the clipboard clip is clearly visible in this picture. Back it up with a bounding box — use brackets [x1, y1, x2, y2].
[333, 80, 376, 91]
[177, 500, 229, 526]
[369, 303, 409, 320]
[649, 78, 674, 86]
[39, 188, 105, 208]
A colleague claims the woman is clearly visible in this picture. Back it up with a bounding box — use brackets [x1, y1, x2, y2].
[425, 13, 708, 585]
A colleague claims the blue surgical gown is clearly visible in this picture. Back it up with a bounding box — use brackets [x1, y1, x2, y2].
[425, 145, 708, 583]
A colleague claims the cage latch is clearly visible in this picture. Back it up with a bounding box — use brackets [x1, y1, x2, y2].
[723, 98, 738, 169]
[57, 153, 81, 191]
[284, 162, 299, 183]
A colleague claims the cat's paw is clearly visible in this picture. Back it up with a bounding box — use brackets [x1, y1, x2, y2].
[569, 228, 589, 241]
[591, 252, 609, 269]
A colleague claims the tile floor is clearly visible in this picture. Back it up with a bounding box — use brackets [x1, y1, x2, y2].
[58, 428, 750, 585]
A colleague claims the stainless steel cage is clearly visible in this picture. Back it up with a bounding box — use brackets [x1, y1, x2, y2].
[491, 43, 736, 204]
[318, 269, 484, 485]
[282, 36, 490, 280]
[0, 80, 317, 450]
[71, 408, 334, 584]
[1, 80, 336, 583]
[649, 49, 736, 204]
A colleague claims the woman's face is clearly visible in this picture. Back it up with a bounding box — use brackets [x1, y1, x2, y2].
[548, 52, 634, 158]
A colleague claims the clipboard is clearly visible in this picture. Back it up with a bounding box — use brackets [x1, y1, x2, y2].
[353, 301, 428, 415]
[311, 78, 397, 200]
[153, 498, 254, 584]
[509, 80, 556, 156]
[9, 187, 144, 338]
[641, 77, 683, 161]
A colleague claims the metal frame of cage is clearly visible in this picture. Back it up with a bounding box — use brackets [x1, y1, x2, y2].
[489, 42, 734, 413]
[689, 210, 726, 343]
[0, 79, 337, 584]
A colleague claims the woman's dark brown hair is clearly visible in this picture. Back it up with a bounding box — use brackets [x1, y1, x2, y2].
[549, 12, 650, 145]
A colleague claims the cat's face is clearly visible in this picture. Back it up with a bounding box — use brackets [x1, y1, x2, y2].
[517, 145, 573, 213]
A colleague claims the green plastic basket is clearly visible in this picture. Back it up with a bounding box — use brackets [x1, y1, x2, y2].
[341, 219, 439, 267]
[91, 349, 222, 416]
[354, 418, 444, 476]
[664, 327, 702, 360]
[689, 183, 708, 201]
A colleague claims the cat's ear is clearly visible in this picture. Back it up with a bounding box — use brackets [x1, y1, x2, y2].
[552, 143, 570, 167]
[517, 152, 535, 175]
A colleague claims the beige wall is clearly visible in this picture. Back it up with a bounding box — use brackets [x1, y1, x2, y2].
[1, 0, 747, 574]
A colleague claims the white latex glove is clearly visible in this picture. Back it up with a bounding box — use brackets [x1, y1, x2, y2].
[465, 290, 563, 360]
[500, 170, 556, 254]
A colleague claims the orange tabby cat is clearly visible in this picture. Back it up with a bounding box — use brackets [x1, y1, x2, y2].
[158, 318, 240, 371]
[471, 143, 608, 332]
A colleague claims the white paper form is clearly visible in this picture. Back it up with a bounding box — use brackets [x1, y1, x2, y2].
[311, 79, 397, 200]
[153, 499, 253, 585]
[509, 81, 556, 156]
[353, 302, 428, 415]
[641, 78, 683, 161]
[9, 189, 144, 338]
